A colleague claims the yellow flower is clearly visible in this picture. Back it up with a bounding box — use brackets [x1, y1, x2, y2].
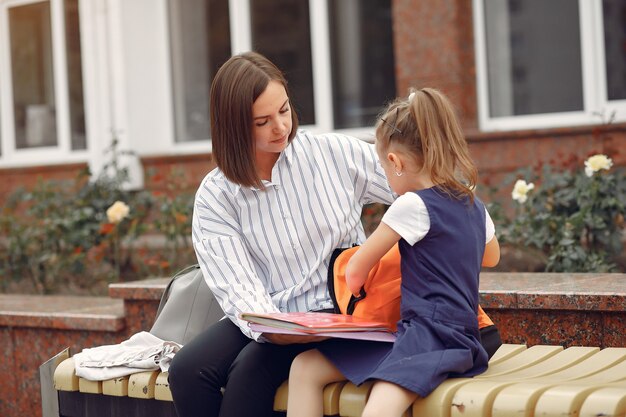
[106, 201, 130, 224]
[584, 154, 613, 177]
[512, 179, 535, 204]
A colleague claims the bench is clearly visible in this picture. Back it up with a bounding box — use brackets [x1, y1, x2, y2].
[53, 343, 626, 416]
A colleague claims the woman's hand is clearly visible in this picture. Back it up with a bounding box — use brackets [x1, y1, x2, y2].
[262, 333, 329, 345]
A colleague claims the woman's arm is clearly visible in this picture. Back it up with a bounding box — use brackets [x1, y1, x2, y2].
[346, 222, 401, 295]
[320, 132, 395, 205]
[192, 179, 279, 341]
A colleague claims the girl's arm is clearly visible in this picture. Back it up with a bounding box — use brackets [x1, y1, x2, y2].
[482, 235, 500, 267]
[346, 222, 401, 296]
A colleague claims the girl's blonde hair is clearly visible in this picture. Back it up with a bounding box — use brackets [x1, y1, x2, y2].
[375, 87, 477, 202]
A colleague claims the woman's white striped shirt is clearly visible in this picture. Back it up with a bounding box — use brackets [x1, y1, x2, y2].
[191, 130, 394, 340]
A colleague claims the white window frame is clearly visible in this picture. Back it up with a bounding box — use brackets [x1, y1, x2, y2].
[473, 0, 626, 132]
[0, 0, 90, 168]
[229, 0, 375, 139]
[166, 0, 376, 156]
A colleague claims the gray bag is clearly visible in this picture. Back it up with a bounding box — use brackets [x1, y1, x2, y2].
[150, 264, 224, 345]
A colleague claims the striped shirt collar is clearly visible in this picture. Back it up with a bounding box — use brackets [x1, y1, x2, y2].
[232, 138, 296, 194]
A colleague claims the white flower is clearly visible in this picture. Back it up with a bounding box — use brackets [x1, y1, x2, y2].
[106, 201, 130, 224]
[512, 179, 535, 204]
[584, 154, 613, 177]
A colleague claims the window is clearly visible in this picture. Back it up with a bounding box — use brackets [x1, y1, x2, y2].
[168, 0, 231, 143]
[0, 0, 87, 165]
[474, 0, 626, 131]
[603, 0, 626, 101]
[328, 0, 396, 129]
[64, 0, 86, 150]
[9, 1, 58, 149]
[251, 0, 315, 125]
[167, 0, 397, 141]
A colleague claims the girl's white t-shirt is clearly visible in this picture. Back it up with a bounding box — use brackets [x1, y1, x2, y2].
[381, 192, 495, 246]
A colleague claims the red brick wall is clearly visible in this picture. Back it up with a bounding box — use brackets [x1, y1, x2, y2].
[0, 155, 216, 205]
[393, 0, 478, 128]
[0, 163, 88, 206]
[142, 153, 215, 196]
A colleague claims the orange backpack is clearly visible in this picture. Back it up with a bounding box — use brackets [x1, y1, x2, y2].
[328, 244, 493, 332]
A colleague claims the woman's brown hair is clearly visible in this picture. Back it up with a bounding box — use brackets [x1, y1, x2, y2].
[375, 87, 477, 202]
[210, 51, 299, 188]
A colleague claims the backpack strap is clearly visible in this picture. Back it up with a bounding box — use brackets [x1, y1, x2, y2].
[328, 246, 362, 316]
[327, 248, 350, 314]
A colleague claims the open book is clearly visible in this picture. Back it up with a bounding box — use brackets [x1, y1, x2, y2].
[240, 312, 396, 342]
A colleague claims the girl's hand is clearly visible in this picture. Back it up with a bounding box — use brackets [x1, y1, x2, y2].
[262, 333, 329, 345]
[345, 260, 367, 296]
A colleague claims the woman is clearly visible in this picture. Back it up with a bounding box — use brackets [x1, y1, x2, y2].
[168, 51, 501, 417]
[167, 51, 395, 417]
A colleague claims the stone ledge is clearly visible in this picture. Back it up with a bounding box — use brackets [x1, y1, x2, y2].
[0, 294, 124, 331]
[108, 278, 169, 301]
[109, 272, 626, 312]
[479, 272, 626, 311]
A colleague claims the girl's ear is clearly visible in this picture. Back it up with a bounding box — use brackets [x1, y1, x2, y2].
[387, 152, 404, 173]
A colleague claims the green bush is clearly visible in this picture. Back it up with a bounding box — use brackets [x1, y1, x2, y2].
[0, 141, 195, 294]
[497, 153, 625, 272]
[1, 141, 624, 295]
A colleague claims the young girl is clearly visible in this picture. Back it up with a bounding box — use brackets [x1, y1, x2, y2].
[286, 88, 501, 417]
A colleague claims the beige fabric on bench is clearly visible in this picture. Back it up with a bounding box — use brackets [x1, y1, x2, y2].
[54, 344, 626, 416]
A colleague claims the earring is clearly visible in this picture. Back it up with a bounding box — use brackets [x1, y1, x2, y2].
[395, 171, 403, 177]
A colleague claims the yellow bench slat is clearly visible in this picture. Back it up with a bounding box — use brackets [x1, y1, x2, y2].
[338, 380, 374, 417]
[53, 357, 79, 392]
[534, 379, 626, 416]
[128, 371, 159, 399]
[491, 359, 626, 417]
[273, 380, 347, 415]
[155, 372, 172, 401]
[102, 376, 129, 396]
[490, 348, 626, 417]
[489, 346, 599, 380]
[476, 345, 563, 378]
[412, 378, 473, 417]
[78, 377, 102, 394]
[338, 380, 411, 417]
[322, 381, 348, 416]
[412, 344, 531, 417]
[487, 343, 527, 366]
[578, 385, 626, 417]
[449, 347, 599, 417]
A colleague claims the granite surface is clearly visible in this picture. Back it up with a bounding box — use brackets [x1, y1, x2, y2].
[109, 277, 169, 301]
[479, 272, 626, 311]
[0, 295, 127, 417]
[0, 294, 124, 331]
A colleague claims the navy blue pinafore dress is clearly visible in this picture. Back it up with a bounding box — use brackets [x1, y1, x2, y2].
[318, 188, 489, 397]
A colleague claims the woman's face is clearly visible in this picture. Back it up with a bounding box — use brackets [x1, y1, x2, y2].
[252, 80, 292, 158]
